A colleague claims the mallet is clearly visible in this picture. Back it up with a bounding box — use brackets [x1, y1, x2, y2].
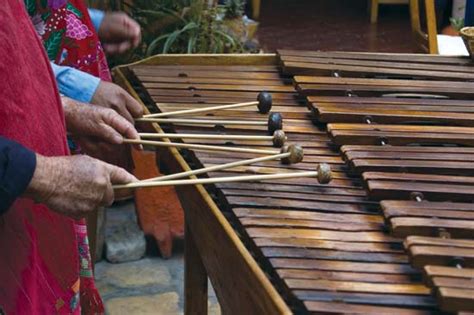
[123, 138, 278, 155]
[142, 91, 273, 118]
[140, 144, 304, 183]
[136, 112, 283, 135]
[138, 130, 287, 147]
[114, 163, 332, 190]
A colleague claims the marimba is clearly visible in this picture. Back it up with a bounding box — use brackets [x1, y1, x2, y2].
[114, 51, 474, 314]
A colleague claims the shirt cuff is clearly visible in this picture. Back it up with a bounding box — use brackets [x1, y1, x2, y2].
[88, 9, 105, 32]
[51, 63, 101, 103]
[0, 139, 37, 214]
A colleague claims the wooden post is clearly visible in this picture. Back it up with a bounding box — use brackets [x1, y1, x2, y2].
[425, 0, 439, 54]
[252, 0, 261, 20]
[185, 222, 208, 315]
[409, 0, 421, 32]
[370, 0, 379, 23]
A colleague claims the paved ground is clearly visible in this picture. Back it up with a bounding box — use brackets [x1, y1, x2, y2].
[94, 203, 220, 315]
[257, 0, 414, 52]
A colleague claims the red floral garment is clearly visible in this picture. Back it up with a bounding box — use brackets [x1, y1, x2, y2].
[27, 0, 112, 81]
[28, 0, 133, 173]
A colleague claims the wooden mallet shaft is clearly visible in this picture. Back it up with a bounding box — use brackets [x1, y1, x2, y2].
[143, 91, 272, 118]
[141, 150, 296, 183]
[114, 163, 331, 190]
[136, 118, 266, 125]
[138, 130, 287, 147]
[123, 139, 277, 155]
[136, 112, 283, 135]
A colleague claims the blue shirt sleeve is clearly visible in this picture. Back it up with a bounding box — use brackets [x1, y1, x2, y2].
[50, 62, 101, 103]
[88, 9, 105, 32]
[0, 137, 37, 214]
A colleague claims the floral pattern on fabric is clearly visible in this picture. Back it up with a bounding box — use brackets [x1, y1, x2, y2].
[27, 0, 111, 81]
[66, 13, 92, 40]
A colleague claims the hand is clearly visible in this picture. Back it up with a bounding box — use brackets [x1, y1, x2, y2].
[91, 81, 143, 123]
[25, 154, 138, 219]
[98, 12, 141, 55]
[62, 96, 140, 144]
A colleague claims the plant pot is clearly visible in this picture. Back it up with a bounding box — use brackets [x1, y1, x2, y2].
[460, 27, 474, 58]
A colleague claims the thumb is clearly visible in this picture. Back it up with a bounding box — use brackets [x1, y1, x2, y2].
[106, 164, 138, 184]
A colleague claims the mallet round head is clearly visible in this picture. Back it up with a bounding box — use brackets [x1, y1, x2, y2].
[272, 130, 286, 147]
[257, 91, 272, 114]
[317, 163, 332, 184]
[268, 112, 283, 134]
[280, 144, 304, 164]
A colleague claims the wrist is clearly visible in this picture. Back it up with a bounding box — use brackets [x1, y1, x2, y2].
[24, 154, 57, 202]
[62, 96, 78, 127]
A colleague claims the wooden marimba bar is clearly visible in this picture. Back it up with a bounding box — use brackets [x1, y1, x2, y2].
[114, 51, 474, 314]
[284, 49, 474, 313]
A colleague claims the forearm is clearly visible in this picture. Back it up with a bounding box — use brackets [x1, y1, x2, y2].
[0, 137, 37, 214]
[51, 62, 101, 103]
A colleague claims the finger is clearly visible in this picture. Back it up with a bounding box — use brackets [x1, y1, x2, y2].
[123, 15, 141, 41]
[123, 92, 144, 118]
[104, 43, 130, 55]
[126, 18, 141, 47]
[99, 123, 124, 144]
[103, 43, 120, 54]
[116, 41, 132, 54]
[106, 164, 139, 184]
[103, 35, 132, 54]
[101, 183, 115, 207]
[103, 109, 140, 140]
[111, 99, 134, 123]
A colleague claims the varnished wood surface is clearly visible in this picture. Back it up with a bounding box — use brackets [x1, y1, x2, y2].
[342, 145, 474, 175]
[362, 172, 474, 202]
[309, 96, 474, 126]
[124, 56, 440, 313]
[328, 123, 474, 146]
[278, 50, 474, 314]
[278, 50, 474, 81]
[408, 239, 474, 312]
[115, 51, 474, 314]
[295, 76, 474, 98]
[380, 201, 474, 238]
[114, 55, 292, 315]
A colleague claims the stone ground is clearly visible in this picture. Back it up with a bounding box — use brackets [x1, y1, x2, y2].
[94, 202, 220, 315]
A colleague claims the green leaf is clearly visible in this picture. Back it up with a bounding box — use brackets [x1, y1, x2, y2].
[187, 33, 197, 53]
[163, 22, 197, 53]
[146, 34, 170, 56]
[44, 30, 64, 60]
[163, 29, 181, 53]
[67, 3, 83, 18]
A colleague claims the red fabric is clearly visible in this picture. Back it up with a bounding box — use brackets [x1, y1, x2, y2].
[32, 0, 112, 81]
[33, 0, 131, 172]
[0, 2, 81, 314]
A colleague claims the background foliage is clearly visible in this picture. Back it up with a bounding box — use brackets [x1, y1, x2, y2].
[88, 0, 250, 65]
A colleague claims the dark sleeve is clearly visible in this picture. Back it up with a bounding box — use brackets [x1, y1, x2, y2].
[466, 0, 474, 27]
[0, 137, 37, 214]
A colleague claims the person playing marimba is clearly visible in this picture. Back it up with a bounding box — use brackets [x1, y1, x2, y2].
[0, 1, 140, 313]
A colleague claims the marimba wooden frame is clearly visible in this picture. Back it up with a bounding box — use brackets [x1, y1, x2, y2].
[113, 54, 292, 315]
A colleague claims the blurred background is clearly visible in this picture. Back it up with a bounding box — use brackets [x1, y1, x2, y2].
[87, 0, 471, 66]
